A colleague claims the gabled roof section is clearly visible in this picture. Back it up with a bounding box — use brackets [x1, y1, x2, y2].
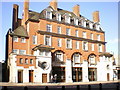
[10, 25, 28, 37]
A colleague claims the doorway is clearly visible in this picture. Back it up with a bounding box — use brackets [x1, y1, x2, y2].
[88, 68, 97, 81]
[29, 70, 34, 82]
[42, 74, 47, 83]
[72, 68, 82, 82]
[107, 73, 110, 81]
[18, 70, 23, 83]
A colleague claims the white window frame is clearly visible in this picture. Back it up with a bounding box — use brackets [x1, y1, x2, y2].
[57, 26, 61, 34]
[82, 31, 86, 38]
[83, 41, 88, 51]
[76, 41, 79, 49]
[57, 14, 61, 21]
[13, 36, 18, 42]
[58, 38, 62, 47]
[73, 54, 80, 64]
[74, 18, 78, 25]
[33, 35, 37, 44]
[44, 35, 51, 46]
[89, 55, 96, 64]
[90, 33, 93, 40]
[46, 24, 52, 32]
[45, 50, 50, 56]
[66, 39, 72, 49]
[55, 51, 63, 62]
[97, 34, 100, 41]
[46, 11, 52, 19]
[75, 30, 79, 37]
[13, 49, 19, 54]
[98, 44, 102, 52]
[65, 16, 70, 24]
[21, 37, 26, 43]
[19, 50, 26, 55]
[66, 28, 70, 35]
[39, 50, 44, 56]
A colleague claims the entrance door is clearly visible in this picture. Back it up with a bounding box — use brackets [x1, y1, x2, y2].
[72, 68, 82, 82]
[88, 68, 97, 81]
[29, 70, 34, 82]
[42, 74, 47, 83]
[107, 73, 110, 81]
[18, 70, 23, 83]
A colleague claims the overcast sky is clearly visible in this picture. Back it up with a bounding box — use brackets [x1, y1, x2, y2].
[0, 0, 119, 61]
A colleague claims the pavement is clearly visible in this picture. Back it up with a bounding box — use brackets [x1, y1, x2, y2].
[0, 80, 119, 86]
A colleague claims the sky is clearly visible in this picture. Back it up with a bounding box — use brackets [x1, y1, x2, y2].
[0, 0, 119, 61]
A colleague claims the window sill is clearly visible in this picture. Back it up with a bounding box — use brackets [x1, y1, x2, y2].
[84, 50, 88, 52]
[66, 48, 72, 50]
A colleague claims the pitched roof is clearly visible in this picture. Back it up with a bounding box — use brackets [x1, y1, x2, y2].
[10, 26, 28, 37]
[99, 52, 113, 57]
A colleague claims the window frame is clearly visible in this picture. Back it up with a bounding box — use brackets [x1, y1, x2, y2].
[13, 49, 19, 54]
[57, 26, 61, 34]
[21, 37, 26, 43]
[82, 31, 87, 38]
[83, 41, 88, 51]
[33, 35, 37, 44]
[66, 39, 72, 49]
[19, 50, 26, 55]
[13, 36, 18, 42]
[66, 28, 70, 36]
[44, 35, 51, 46]
[46, 11, 52, 19]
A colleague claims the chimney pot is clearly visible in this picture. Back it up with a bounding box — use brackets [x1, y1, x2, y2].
[49, 0, 57, 11]
[93, 11, 100, 23]
[22, 0, 29, 26]
[12, 4, 19, 30]
[73, 5, 80, 17]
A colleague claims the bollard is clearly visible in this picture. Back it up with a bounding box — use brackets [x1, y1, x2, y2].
[99, 83, 102, 90]
[88, 85, 91, 90]
[45, 86, 48, 90]
[116, 82, 119, 90]
[77, 85, 80, 90]
[24, 86, 28, 90]
[3, 86, 7, 90]
[62, 86, 65, 90]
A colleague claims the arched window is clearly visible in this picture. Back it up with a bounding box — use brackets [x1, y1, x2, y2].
[73, 53, 81, 64]
[55, 51, 64, 62]
[89, 55, 96, 64]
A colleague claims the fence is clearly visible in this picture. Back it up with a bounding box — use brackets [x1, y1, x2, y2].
[2, 82, 120, 90]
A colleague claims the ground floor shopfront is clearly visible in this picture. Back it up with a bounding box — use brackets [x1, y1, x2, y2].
[7, 53, 114, 83]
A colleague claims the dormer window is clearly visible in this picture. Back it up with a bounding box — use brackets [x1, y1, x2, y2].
[86, 22, 89, 28]
[65, 16, 70, 24]
[57, 14, 61, 21]
[83, 20, 86, 27]
[74, 18, 78, 25]
[46, 11, 52, 19]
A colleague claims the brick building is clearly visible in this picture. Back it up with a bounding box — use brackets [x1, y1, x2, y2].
[5, 0, 116, 83]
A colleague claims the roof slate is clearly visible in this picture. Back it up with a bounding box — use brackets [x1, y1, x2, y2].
[10, 25, 28, 37]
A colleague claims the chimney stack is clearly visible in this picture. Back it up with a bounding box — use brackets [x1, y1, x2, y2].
[93, 11, 100, 23]
[49, 0, 57, 11]
[22, 0, 29, 26]
[12, 4, 19, 30]
[73, 5, 80, 17]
